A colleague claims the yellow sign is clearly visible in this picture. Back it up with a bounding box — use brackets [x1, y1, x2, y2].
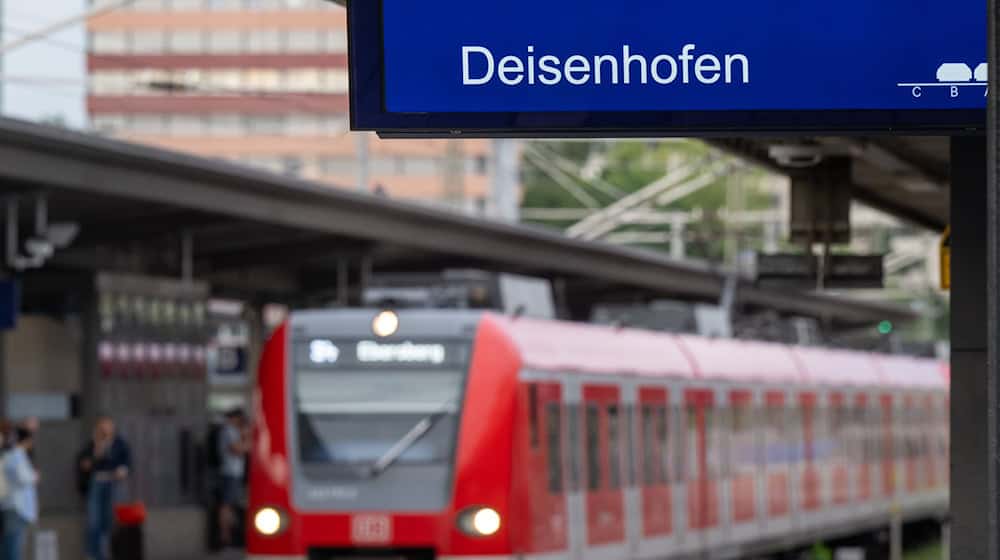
[940, 226, 950, 290]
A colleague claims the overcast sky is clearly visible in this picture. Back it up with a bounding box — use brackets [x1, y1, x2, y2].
[2, 0, 87, 128]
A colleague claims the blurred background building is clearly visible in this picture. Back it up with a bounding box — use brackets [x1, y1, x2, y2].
[84, 0, 500, 212]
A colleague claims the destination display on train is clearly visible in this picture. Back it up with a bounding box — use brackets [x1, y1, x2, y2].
[348, 0, 986, 135]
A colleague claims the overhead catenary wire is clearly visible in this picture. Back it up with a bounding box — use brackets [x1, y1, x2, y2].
[529, 143, 627, 200]
[523, 148, 601, 209]
[0, 0, 139, 56]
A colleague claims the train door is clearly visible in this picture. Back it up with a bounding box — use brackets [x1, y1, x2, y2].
[828, 391, 851, 524]
[684, 388, 723, 553]
[581, 383, 627, 560]
[670, 383, 694, 557]
[902, 394, 920, 503]
[621, 380, 640, 560]
[934, 397, 951, 498]
[635, 385, 677, 558]
[853, 393, 874, 515]
[523, 381, 569, 554]
[922, 394, 937, 494]
[942, 396, 950, 493]
[798, 391, 822, 531]
[564, 376, 585, 560]
[880, 393, 897, 510]
[727, 387, 759, 544]
[762, 389, 792, 538]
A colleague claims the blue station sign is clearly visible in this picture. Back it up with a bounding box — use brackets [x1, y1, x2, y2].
[348, 0, 986, 136]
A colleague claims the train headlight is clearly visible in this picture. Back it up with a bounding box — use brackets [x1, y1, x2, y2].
[372, 310, 399, 337]
[253, 507, 285, 537]
[457, 506, 501, 537]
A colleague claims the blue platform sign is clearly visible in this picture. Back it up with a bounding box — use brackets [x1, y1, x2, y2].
[348, 0, 986, 136]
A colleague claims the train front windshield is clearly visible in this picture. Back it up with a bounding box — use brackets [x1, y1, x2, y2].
[291, 339, 470, 495]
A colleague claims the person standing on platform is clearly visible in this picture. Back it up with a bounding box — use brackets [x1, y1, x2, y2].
[18, 418, 37, 438]
[3, 427, 38, 560]
[217, 408, 250, 548]
[78, 416, 131, 560]
[18, 417, 39, 470]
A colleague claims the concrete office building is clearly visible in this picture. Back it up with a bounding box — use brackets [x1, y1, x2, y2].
[87, 0, 495, 211]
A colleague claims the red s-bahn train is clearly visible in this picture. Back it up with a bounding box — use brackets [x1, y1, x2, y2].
[247, 309, 949, 560]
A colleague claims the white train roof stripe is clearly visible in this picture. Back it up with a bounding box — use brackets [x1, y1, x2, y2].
[487, 313, 945, 389]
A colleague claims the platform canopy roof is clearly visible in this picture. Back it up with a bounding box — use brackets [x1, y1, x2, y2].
[0, 117, 916, 328]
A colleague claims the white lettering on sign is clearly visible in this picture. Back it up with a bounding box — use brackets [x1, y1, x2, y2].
[463, 44, 750, 87]
[308, 485, 358, 501]
[309, 339, 340, 364]
[356, 340, 446, 364]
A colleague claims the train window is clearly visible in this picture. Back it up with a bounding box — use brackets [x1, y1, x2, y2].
[731, 402, 753, 471]
[787, 406, 802, 464]
[568, 403, 581, 492]
[686, 405, 699, 479]
[673, 405, 685, 482]
[802, 405, 814, 463]
[528, 384, 540, 449]
[908, 406, 917, 459]
[625, 404, 636, 487]
[586, 404, 601, 491]
[706, 406, 721, 479]
[871, 405, 883, 462]
[854, 404, 869, 463]
[546, 403, 564, 493]
[765, 404, 787, 464]
[608, 404, 622, 489]
[922, 406, 932, 459]
[829, 404, 846, 462]
[641, 405, 656, 485]
[938, 402, 949, 461]
[657, 406, 670, 483]
[814, 405, 827, 462]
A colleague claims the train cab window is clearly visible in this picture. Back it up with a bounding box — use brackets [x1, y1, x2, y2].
[607, 404, 622, 489]
[568, 403, 581, 492]
[528, 384, 540, 449]
[546, 403, 563, 493]
[293, 363, 464, 480]
[586, 404, 601, 491]
[657, 406, 670, 483]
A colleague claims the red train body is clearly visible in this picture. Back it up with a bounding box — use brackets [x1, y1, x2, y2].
[247, 310, 949, 560]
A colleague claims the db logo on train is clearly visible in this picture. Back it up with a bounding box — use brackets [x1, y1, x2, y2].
[351, 514, 392, 544]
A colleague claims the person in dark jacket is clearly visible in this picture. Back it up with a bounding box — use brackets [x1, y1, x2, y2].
[77, 416, 131, 560]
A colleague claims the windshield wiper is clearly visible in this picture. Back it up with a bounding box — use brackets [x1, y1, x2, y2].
[367, 401, 453, 478]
